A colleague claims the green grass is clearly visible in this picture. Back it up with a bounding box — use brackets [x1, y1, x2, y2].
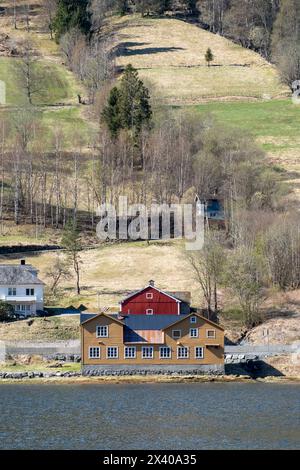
[193, 99, 300, 153]
[0, 57, 80, 106]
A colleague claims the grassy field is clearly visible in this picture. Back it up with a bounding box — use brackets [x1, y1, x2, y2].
[112, 16, 288, 105]
[0, 316, 80, 341]
[0, 57, 80, 106]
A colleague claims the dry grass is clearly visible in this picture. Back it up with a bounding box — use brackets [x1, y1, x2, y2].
[0, 316, 80, 341]
[111, 16, 288, 104]
[0, 240, 200, 310]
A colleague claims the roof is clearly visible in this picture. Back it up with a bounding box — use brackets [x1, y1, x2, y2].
[161, 312, 224, 331]
[80, 312, 124, 326]
[0, 265, 44, 285]
[80, 313, 189, 329]
[81, 312, 224, 331]
[124, 328, 164, 344]
[120, 285, 181, 304]
[123, 314, 188, 330]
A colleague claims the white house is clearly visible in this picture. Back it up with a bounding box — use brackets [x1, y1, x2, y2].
[0, 260, 44, 316]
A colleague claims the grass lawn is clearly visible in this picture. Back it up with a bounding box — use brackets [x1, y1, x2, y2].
[0, 57, 81, 106]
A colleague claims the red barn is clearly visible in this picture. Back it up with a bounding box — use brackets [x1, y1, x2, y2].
[120, 281, 190, 316]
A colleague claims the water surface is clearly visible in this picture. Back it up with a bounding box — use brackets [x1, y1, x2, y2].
[0, 382, 299, 449]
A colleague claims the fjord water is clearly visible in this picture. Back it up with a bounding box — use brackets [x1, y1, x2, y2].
[0, 382, 299, 450]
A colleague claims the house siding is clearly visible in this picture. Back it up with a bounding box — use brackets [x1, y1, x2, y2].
[82, 314, 224, 367]
[121, 286, 179, 315]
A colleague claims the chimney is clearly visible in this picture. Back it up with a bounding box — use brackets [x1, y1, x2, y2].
[149, 280, 155, 287]
[20, 259, 26, 266]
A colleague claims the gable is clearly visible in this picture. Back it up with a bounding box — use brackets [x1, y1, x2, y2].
[162, 313, 224, 332]
[81, 312, 124, 327]
[121, 286, 180, 305]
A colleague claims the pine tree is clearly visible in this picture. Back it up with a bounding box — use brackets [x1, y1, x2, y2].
[102, 87, 122, 139]
[52, 0, 91, 42]
[205, 47, 214, 67]
[119, 64, 152, 136]
[102, 64, 152, 139]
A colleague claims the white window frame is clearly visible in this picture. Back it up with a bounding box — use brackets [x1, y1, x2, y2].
[146, 309, 154, 315]
[172, 329, 182, 339]
[96, 325, 109, 338]
[146, 293, 153, 299]
[89, 347, 100, 359]
[189, 328, 198, 338]
[159, 347, 171, 359]
[190, 316, 197, 324]
[142, 346, 154, 359]
[106, 346, 119, 359]
[177, 346, 189, 359]
[124, 346, 136, 359]
[8, 287, 16, 296]
[26, 288, 34, 296]
[195, 347, 204, 359]
[206, 329, 216, 339]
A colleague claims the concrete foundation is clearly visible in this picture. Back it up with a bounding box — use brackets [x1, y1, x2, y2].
[82, 363, 225, 376]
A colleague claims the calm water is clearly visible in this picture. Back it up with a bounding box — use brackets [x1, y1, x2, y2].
[0, 382, 299, 450]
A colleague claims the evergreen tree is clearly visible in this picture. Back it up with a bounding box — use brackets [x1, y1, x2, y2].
[205, 47, 214, 67]
[102, 87, 122, 139]
[102, 64, 152, 139]
[52, 0, 91, 42]
[119, 64, 152, 136]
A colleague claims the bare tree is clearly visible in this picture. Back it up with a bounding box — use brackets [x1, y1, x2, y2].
[14, 39, 44, 105]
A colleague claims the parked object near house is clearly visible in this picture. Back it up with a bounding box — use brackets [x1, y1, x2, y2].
[0, 260, 44, 317]
[81, 282, 224, 375]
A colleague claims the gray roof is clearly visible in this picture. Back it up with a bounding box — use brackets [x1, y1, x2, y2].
[80, 312, 189, 330]
[0, 265, 44, 285]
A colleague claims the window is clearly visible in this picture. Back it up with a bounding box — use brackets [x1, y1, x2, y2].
[15, 305, 31, 313]
[172, 330, 181, 339]
[107, 347, 118, 359]
[146, 309, 154, 315]
[26, 288, 34, 296]
[190, 328, 198, 338]
[124, 347, 136, 359]
[96, 325, 109, 338]
[159, 347, 171, 359]
[195, 347, 204, 359]
[177, 347, 189, 359]
[207, 329, 216, 339]
[146, 293, 153, 299]
[190, 316, 197, 324]
[142, 346, 153, 359]
[89, 347, 100, 359]
[8, 287, 16, 296]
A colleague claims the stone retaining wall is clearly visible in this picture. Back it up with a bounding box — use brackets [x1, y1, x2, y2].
[82, 364, 225, 376]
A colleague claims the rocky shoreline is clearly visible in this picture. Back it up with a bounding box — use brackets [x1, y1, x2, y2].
[0, 371, 299, 384]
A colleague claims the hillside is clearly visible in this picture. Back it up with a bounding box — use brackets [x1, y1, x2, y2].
[111, 15, 288, 105]
[0, 0, 94, 148]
